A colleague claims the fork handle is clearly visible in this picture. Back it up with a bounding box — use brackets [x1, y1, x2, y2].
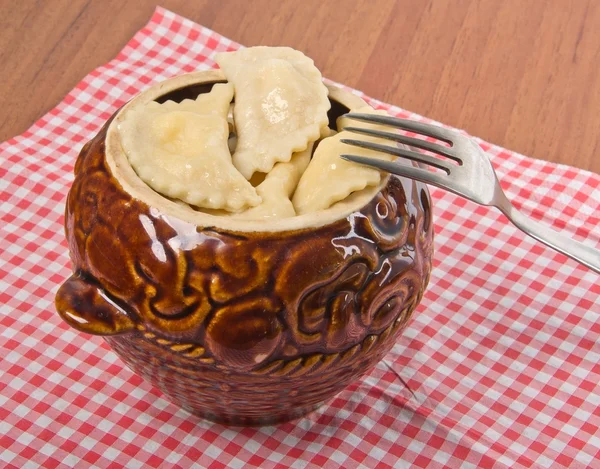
[496, 201, 600, 275]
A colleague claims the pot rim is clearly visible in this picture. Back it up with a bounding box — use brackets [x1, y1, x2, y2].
[105, 69, 389, 233]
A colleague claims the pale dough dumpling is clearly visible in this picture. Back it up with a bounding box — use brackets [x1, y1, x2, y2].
[215, 47, 330, 179]
[235, 145, 312, 220]
[119, 83, 261, 212]
[292, 108, 394, 215]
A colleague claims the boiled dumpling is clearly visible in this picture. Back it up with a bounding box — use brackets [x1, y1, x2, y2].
[215, 47, 330, 179]
[235, 145, 312, 220]
[292, 108, 394, 215]
[119, 83, 261, 212]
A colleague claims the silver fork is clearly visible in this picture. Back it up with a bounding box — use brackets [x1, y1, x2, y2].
[340, 113, 600, 275]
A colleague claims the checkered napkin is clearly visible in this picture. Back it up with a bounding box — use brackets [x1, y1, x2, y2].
[1, 7, 599, 468]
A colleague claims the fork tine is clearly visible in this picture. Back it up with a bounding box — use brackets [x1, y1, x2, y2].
[340, 154, 454, 192]
[344, 113, 457, 144]
[343, 126, 461, 162]
[340, 138, 451, 173]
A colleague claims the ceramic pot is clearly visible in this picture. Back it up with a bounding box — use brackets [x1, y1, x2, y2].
[55, 70, 434, 425]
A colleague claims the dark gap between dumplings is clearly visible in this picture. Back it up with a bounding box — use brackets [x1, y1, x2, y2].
[154, 81, 228, 103]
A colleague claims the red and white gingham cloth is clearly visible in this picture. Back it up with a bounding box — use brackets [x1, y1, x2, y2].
[1, 7, 599, 468]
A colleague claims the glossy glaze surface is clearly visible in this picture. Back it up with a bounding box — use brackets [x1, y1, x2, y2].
[55, 80, 434, 425]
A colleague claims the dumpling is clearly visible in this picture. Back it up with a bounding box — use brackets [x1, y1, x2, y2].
[119, 83, 261, 212]
[292, 108, 394, 215]
[321, 127, 337, 138]
[235, 145, 312, 220]
[215, 47, 330, 179]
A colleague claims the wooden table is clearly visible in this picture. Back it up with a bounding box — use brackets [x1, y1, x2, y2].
[2, 0, 599, 173]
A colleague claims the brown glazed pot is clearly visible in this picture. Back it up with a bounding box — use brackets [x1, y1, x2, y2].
[55, 70, 434, 425]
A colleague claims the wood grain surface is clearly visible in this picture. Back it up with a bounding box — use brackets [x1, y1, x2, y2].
[2, 0, 599, 173]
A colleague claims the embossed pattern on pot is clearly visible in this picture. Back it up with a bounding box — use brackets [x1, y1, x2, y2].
[55, 78, 434, 425]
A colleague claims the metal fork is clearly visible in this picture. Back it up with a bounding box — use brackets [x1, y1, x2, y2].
[340, 113, 600, 274]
